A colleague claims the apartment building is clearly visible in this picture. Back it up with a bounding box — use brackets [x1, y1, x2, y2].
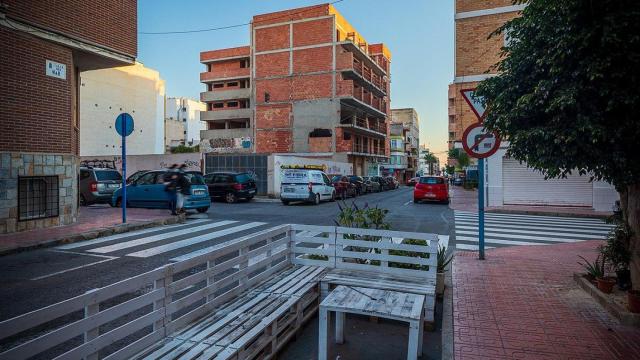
[0, 0, 137, 233]
[166, 97, 206, 150]
[199, 4, 391, 176]
[391, 108, 419, 181]
[80, 62, 165, 157]
[449, 0, 617, 211]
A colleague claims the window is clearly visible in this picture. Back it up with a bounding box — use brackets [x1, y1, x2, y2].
[343, 132, 351, 140]
[80, 170, 91, 180]
[449, 115, 455, 123]
[183, 130, 187, 135]
[227, 82, 238, 87]
[18, 176, 59, 221]
[227, 101, 239, 107]
[95, 170, 122, 181]
[420, 177, 444, 185]
[136, 172, 158, 185]
[185, 172, 205, 185]
[235, 173, 252, 183]
[213, 103, 224, 109]
[239, 59, 249, 68]
[213, 83, 224, 89]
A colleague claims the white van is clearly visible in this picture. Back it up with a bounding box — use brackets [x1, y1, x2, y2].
[280, 169, 336, 205]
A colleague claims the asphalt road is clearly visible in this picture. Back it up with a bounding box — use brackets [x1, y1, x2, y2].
[0, 186, 454, 321]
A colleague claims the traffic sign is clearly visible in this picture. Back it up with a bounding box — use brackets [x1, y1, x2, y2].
[462, 122, 501, 159]
[115, 113, 134, 137]
[460, 89, 486, 120]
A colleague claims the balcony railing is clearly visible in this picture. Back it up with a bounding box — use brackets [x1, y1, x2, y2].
[351, 143, 385, 156]
[200, 67, 250, 82]
[339, 117, 387, 136]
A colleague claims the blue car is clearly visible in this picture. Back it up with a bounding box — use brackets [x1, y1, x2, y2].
[111, 170, 211, 213]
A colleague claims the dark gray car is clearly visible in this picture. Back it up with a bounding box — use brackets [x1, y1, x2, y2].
[79, 167, 122, 205]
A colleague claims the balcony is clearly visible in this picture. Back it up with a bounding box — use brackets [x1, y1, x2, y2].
[201, 108, 252, 121]
[338, 41, 387, 76]
[339, 55, 387, 98]
[200, 88, 251, 102]
[200, 67, 250, 82]
[348, 143, 386, 158]
[338, 116, 386, 138]
[339, 87, 387, 118]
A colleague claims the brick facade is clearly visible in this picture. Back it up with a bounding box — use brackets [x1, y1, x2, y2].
[0, 0, 137, 233]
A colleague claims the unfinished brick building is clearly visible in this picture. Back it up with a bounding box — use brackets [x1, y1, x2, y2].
[199, 3, 391, 175]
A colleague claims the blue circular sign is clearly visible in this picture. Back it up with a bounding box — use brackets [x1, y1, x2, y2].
[115, 113, 134, 137]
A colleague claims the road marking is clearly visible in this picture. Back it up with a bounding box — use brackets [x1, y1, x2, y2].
[48, 249, 120, 259]
[456, 230, 588, 243]
[30, 257, 118, 281]
[127, 222, 267, 258]
[454, 215, 613, 230]
[56, 219, 210, 250]
[403, 200, 412, 206]
[87, 220, 235, 254]
[455, 211, 610, 225]
[455, 243, 496, 251]
[455, 225, 609, 238]
[456, 235, 556, 246]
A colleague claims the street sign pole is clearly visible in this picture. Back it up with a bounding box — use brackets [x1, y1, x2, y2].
[478, 158, 485, 260]
[121, 114, 127, 223]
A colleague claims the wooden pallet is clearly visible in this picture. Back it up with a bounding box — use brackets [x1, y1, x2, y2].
[136, 266, 323, 360]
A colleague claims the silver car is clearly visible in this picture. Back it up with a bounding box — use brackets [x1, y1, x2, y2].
[79, 167, 122, 205]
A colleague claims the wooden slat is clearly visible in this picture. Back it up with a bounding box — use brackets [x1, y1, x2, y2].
[336, 261, 432, 279]
[0, 267, 165, 340]
[336, 249, 435, 266]
[291, 246, 333, 256]
[106, 329, 166, 360]
[289, 224, 334, 233]
[336, 238, 436, 253]
[291, 236, 334, 245]
[291, 257, 333, 267]
[0, 289, 164, 360]
[336, 227, 439, 243]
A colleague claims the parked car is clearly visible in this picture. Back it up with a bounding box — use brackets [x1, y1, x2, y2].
[385, 176, 399, 189]
[371, 176, 388, 191]
[363, 176, 382, 193]
[331, 175, 357, 199]
[203, 172, 257, 203]
[406, 177, 420, 187]
[414, 176, 449, 204]
[126, 170, 150, 184]
[79, 167, 122, 206]
[453, 177, 464, 186]
[280, 169, 336, 205]
[111, 170, 211, 213]
[347, 175, 366, 195]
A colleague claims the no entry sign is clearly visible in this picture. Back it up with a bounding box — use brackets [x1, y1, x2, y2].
[462, 122, 501, 159]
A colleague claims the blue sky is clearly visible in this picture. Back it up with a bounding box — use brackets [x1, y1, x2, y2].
[138, 0, 454, 161]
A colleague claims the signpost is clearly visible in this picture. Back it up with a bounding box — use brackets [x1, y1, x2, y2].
[460, 89, 500, 260]
[115, 113, 134, 223]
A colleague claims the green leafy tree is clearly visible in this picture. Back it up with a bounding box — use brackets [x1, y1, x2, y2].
[448, 148, 470, 170]
[422, 150, 439, 175]
[475, 0, 640, 289]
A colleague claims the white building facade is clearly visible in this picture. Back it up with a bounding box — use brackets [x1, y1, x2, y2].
[165, 97, 206, 149]
[80, 62, 165, 156]
[485, 145, 619, 212]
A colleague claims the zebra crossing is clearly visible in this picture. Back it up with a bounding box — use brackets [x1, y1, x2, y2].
[453, 210, 614, 251]
[53, 218, 271, 260]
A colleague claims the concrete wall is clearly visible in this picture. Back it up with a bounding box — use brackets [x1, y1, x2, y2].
[292, 99, 340, 153]
[79, 153, 202, 178]
[80, 62, 165, 156]
[268, 154, 353, 197]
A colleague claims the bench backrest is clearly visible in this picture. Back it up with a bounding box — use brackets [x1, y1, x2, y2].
[290, 224, 439, 281]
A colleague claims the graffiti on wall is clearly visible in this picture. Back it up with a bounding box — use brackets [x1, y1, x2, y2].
[201, 137, 252, 153]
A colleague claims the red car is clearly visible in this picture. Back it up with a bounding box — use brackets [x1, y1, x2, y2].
[331, 175, 357, 199]
[414, 176, 449, 204]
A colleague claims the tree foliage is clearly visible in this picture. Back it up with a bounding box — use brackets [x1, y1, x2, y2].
[448, 148, 470, 169]
[475, 0, 640, 189]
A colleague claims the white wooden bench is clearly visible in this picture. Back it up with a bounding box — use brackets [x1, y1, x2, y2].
[0, 224, 440, 360]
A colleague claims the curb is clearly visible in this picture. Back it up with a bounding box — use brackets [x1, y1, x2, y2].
[441, 256, 454, 359]
[573, 273, 640, 326]
[252, 197, 281, 203]
[0, 214, 186, 257]
[486, 208, 610, 219]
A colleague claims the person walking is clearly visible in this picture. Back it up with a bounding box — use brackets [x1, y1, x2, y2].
[175, 164, 190, 214]
[164, 164, 179, 215]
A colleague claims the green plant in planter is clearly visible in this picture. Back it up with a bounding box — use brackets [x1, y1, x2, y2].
[601, 202, 633, 289]
[335, 201, 391, 264]
[388, 239, 430, 271]
[578, 255, 605, 280]
[437, 245, 453, 273]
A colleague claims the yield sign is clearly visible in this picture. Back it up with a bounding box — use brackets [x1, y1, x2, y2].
[460, 89, 486, 120]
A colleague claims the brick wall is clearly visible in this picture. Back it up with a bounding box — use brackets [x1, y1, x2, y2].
[456, 0, 514, 13]
[256, 52, 289, 77]
[309, 137, 332, 153]
[292, 46, 332, 73]
[292, 18, 333, 47]
[255, 25, 290, 52]
[256, 104, 291, 128]
[291, 74, 332, 100]
[455, 12, 516, 77]
[0, 27, 74, 154]
[253, 4, 329, 26]
[255, 130, 292, 153]
[201, 46, 250, 62]
[4, 0, 137, 56]
[335, 128, 352, 152]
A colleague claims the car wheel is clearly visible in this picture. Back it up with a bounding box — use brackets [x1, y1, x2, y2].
[115, 197, 122, 207]
[281, 200, 290, 205]
[225, 192, 237, 203]
[197, 207, 209, 213]
[414, 199, 420, 204]
[352, 189, 358, 198]
[246, 196, 254, 201]
[330, 191, 336, 202]
[80, 195, 87, 206]
[313, 193, 320, 205]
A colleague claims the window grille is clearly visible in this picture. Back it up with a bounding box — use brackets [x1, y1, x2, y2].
[18, 176, 59, 221]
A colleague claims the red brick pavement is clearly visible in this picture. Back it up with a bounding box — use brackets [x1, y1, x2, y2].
[453, 241, 640, 359]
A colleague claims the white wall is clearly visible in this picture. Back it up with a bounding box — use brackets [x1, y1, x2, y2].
[80, 62, 165, 156]
[485, 145, 619, 211]
[80, 153, 202, 177]
[166, 97, 206, 147]
[268, 155, 353, 196]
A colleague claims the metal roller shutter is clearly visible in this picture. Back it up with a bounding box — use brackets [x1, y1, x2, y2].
[502, 158, 593, 207]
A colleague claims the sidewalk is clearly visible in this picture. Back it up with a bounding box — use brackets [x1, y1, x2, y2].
[0, 205, 183, 255]
[452, 241, 640, 359]
[449, 186, 611, 218]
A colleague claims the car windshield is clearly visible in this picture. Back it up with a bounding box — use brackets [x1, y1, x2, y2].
[235, 173, 252, 183]
[95, 170, 122, 181]
[420, 177, 444, 184]
[331, 175, 341, 182]
[185, 173, 205, 185]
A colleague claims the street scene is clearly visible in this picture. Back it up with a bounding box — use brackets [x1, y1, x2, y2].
[1, 1, 640, 360]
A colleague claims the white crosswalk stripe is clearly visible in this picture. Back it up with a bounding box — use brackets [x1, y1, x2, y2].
[454, 210, 614, 250]
[52, 219, 269, 260]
